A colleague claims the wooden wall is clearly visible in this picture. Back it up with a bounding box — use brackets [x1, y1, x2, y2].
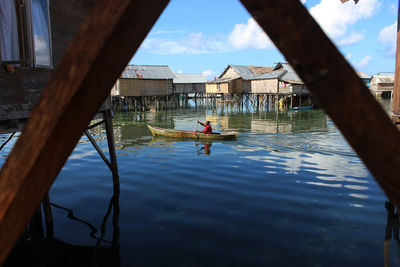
[220, 67, 240, 79]
[243, 80, 251, 93]
[119, 79, 173, 96]
[174, 83, 205, 94]
[251, 79, 278, 93]
[0, 68, 53, 121]
[206, 83, 219, 94]
[50, 0, 100, 66]
[0, 0, 101, 122]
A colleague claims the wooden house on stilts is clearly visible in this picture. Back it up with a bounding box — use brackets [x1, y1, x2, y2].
[369, 73, 395, 98]
[173, 73, 207, 96]
[206, 63, 310, 108]
[112, 65, 176, 110]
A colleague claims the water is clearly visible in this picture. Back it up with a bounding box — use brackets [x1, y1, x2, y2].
[1, 100, 397, 266]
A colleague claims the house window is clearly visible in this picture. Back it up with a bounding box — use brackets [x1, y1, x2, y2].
[0, 0, 52, 68]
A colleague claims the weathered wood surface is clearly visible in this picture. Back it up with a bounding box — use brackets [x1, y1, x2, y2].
[0, 68, 53, 121]
[0, 0, 169, 263]
[50, 0, 101, 67]
[241, 0, 400, 206]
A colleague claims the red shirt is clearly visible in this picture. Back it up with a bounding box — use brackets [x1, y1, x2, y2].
[202, 124, 212, 134]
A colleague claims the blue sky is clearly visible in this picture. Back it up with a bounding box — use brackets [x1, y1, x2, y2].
[131, 0, 398, 80]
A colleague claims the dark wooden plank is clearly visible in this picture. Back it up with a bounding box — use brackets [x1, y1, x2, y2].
[0, 67, 53, 121]
[241, 0, 400, 205]
[0, 0, 169, 263]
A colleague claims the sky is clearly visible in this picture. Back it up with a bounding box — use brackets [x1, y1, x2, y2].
[130, 0, 398, 80]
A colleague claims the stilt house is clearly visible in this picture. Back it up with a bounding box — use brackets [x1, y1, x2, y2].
[112, 65, 176, 97]
[173, 73, 207, 95]
[369, 73, 394, 97]
[206, 65, 273, 94]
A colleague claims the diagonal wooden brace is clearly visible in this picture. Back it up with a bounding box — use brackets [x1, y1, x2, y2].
[241, 0, 400, 205]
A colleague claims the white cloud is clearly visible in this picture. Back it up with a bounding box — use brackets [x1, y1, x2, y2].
[356, 55, 372, 68]
[337, 31, 364, 45]
[34, 34, 51, 66]
[141, 33, 229, 55]
[309, 0, 381, 45]
[140, 18, 276, 55]
[378, 21, 397, 57]
[227, 18, 274, 50]
[178, 70, 183, 73]
[378, 21, 397, 43]
[202, 69, 216, 80]
[301, 0, 306, 3]
[346, 53, 352, 60]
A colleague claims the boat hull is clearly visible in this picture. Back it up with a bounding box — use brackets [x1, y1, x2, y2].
[147, 125, 237, 140]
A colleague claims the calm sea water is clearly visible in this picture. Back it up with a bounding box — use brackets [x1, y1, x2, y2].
[1, 99, 397, 266]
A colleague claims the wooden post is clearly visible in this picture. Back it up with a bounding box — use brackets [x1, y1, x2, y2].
[299, 94, 302, 107]
[104, 109, 119, 183]
[42, 193, 54, 240]
[290, 94, 293, 109]
[392, 1, 400, 126]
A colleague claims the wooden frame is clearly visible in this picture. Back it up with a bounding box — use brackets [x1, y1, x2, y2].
[1, 0, 400, 264]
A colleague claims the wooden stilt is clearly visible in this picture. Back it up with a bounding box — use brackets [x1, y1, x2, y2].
[42, 193, 54, 240]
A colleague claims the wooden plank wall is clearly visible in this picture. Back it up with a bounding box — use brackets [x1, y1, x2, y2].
[206, 83, 219, 94]
[251, 79, 278, 94]
[0, 68, 53, 121]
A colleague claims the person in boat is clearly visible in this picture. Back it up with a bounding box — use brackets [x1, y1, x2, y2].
[197, 120, 212, 134]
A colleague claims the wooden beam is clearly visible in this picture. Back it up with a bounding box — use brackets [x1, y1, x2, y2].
[391, 1, 400, 123]
[0, 0, 169, 263]
[240, 0, 400, 205]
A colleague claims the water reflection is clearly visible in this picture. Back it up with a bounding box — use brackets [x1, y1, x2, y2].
[384, 201, 400, 267]
[5, 181, 120, 267]
[196, 143, 212, 156]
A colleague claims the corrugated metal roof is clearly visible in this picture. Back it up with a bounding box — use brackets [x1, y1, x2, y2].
[253, 69, 287, 80]
[207, 77, 238, 83]
[229, 65, 256, 80]
[121, 65, 176, 79]
[273, 62, 303, 83]
[173, 73, 207, 84]
[220, 65, 274, 80]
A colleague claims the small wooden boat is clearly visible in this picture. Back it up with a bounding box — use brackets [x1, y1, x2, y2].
[147, 125, 238, 140]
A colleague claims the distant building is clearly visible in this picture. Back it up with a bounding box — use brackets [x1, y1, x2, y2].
[173, 73, 207, 94]
[252, 62, 308, 95]
[112, 65, 176, 97]
[369, 73, 394, 98]
[206, 65, 273, 94]
[357, 72, 371, 88]
[206, 63, 308, 96]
